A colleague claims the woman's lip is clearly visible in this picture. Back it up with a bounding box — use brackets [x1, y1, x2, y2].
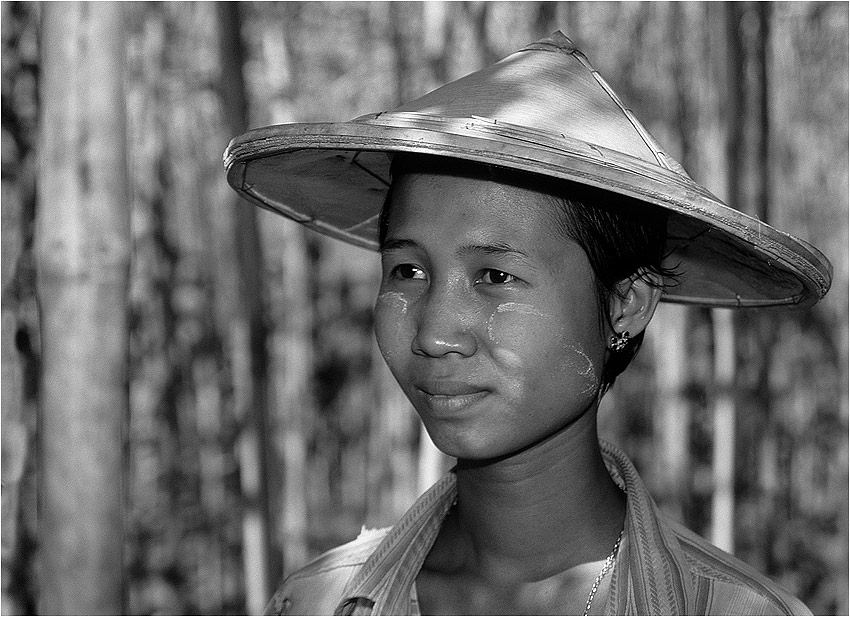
[416, 388, 489, 414]
[416, 381, 488, 397]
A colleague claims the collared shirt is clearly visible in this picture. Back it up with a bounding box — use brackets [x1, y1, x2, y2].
[265, 441, 811, 615]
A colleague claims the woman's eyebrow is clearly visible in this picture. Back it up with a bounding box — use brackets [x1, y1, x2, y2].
[381, 238, 531, 260]
[380, 238, 419, 253]
[457, 242, 530, 259]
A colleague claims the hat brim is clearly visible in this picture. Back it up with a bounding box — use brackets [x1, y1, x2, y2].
[224, 114, 832, 309]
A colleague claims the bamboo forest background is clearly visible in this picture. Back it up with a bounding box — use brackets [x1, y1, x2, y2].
[1, 1, 847, 615]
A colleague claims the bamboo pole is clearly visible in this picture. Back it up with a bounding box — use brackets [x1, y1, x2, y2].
[709, 1, 746, 554]
[215, 3, 276, 611]
[272, 220, 312, 571]
[710, 308, 736, 553]
[648, 2, 697, 522]
[651, 303, 689, 521]
[35, 2, 129, 613]
[255, 7, 313, 575]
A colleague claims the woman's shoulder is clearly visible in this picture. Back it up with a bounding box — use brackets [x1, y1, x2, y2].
[665, 518, 812, 616]
[263, 527, 390, 616]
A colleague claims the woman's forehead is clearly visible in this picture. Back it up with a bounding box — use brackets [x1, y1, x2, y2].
[388, 169, 563, 226]
[383, 169, 574, 259]
[380, 155, 577, 246]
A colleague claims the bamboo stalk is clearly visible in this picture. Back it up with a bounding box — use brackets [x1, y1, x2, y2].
[215, 3, 276, 611]
[710, 309, 736, 553]
[35, 2, 129, 613]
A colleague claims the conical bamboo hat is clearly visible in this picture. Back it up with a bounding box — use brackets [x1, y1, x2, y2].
[224, 32, 831, 308]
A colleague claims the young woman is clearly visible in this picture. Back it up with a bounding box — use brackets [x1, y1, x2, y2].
[224, 32, 831, 616]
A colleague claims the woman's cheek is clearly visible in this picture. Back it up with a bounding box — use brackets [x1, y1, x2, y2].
[486, 302, 601, 396]
[374, 291, 412, 364]
[486, 302, 550, 375]
[486, 302, 549, 346]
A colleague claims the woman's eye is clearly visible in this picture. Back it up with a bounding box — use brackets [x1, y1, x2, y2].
[392, 264, 426, 280]
[480, 269, 515, 285]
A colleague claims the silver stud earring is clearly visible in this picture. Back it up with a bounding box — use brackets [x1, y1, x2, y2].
[609, 330, 630, 352]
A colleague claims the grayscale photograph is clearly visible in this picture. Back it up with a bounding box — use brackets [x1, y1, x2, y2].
[2, 2, 847, 615]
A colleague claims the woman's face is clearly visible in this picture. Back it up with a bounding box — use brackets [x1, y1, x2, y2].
[374, 170, 608, 461]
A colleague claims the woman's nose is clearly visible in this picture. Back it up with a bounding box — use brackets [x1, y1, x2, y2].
[412, 285, 477, 358]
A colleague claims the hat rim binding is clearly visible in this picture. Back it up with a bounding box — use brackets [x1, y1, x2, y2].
[224, 115, 832, 310]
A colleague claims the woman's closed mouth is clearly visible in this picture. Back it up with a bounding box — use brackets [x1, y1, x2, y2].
[416, 380, 489, 397]
[415, 381, 490, 414]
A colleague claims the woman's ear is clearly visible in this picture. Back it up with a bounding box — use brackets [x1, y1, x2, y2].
[607, 270, 663, 339]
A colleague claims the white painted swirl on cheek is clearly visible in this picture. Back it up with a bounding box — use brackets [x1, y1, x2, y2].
[487, 303, 551, 396]
[568, 343, 599, 395]
[377, 291, 409, 314]
[486, 302, 549, 344]
[487, 302, 599, 397]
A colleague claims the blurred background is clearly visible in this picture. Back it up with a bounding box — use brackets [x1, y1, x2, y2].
[1, 1, 847, 615]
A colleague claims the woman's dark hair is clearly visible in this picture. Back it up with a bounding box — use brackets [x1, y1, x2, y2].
[379, 154, 677, 394]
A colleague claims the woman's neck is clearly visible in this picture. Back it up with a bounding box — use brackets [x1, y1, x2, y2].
[447, 410, 626, 583]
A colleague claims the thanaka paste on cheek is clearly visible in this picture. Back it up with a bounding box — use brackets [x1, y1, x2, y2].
[488, 302, 599, 396]
[487, 303, 551, 395]
[377, 291, 409, 314]
[568, 343, 599, 395]
[487, 302, 550, 344]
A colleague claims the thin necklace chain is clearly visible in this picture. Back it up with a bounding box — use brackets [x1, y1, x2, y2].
[582, 529, 623, 616]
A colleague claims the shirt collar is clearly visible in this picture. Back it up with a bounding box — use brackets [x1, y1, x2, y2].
[600, 440, 694, 615]
[335, 441, 694, 616]
[336, 473, 457, 615]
